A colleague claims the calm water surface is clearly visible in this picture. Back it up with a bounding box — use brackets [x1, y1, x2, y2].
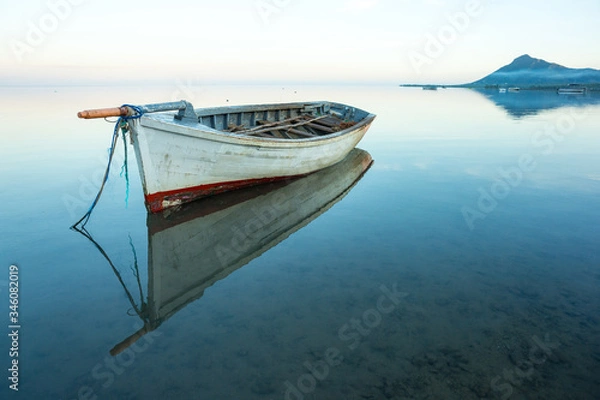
[0, 85, 599, 399]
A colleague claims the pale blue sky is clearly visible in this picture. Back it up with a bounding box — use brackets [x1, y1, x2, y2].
[1, 0, 599, 85]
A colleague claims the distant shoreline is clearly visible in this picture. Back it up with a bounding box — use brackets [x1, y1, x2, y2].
[399, 83, 600, 92]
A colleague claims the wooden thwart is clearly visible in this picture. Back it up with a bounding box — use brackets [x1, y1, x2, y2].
[244, 115, 329, 137]
[225, 112, 354, 138]
[288, 128, 317, 138]
[305, 122, 335, 133]
[227, 124, 246, 132]
[269, 130, 286, 139]
[244, 116, 303, 133]
[301, 115, 341, 127]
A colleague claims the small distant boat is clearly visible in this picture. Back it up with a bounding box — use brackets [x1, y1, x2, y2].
[422, 85, 438, 91]
[78, 100, 376, 213]
[558, 85, 586, 95]
[507, 87, 520, 93]
[499, 88, 507, 93]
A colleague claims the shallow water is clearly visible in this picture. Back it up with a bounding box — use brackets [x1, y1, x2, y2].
[1, 85, 599, 399]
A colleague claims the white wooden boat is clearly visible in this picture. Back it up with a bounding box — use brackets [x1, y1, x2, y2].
[78, 100, 376, 213]
[98, 148, 373, 354]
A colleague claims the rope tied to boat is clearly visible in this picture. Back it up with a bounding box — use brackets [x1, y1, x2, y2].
[71, 105, 144, 230]
[120, 120, 131, 208]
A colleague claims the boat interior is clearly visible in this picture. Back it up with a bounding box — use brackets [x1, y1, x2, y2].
[180, 102, 370, 139]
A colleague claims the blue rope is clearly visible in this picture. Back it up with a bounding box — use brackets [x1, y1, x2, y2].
[120, 127, 130, 208]
[71, 105, 143, 230]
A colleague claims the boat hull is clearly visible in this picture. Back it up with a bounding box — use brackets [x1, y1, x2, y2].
[129, 102, 375, 212]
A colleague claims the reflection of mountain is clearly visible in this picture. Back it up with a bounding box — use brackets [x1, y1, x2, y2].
[106, 148, 373, 355]
[473, 88, 600, 118]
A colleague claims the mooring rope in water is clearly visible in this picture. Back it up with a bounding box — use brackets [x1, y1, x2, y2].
[73, 225, 148, 320]
[70, 104, 144, 230]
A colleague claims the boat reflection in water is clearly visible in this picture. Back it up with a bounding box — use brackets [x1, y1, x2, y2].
[108, 148, 373, 355]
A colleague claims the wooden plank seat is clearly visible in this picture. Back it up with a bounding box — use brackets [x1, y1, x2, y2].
[225, 112, 355, 138]
[287, 128, 318, 138]
[243, 115, 330, 137]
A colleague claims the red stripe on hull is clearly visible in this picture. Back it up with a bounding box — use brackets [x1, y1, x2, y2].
[145, 175, 306, 213]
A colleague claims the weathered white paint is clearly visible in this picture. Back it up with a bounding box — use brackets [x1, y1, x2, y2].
[129, 101, 375, 207]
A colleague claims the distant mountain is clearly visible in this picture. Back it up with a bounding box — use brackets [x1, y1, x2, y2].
[469, 55, 600, 87]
